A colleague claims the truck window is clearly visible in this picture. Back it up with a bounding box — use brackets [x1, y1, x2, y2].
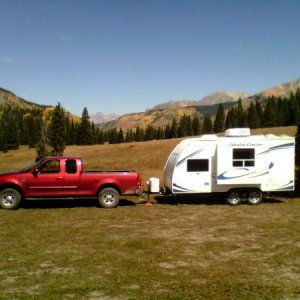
[233, 149, 255, 167]
[187, 159, 209, 172]
[38, 160, 60, 174]
[66, 160, 77, 174]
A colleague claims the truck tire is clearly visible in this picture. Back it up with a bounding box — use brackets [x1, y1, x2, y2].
[225, 191, 241, 206]
[247, 190, 263, 205]
[98, 187, 120, 208]
[0, 188, 22, 210]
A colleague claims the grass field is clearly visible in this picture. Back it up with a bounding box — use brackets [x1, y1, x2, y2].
[0, 126, 299, 299]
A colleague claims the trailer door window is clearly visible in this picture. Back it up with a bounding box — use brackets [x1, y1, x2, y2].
[233, 149, 255, 167]
[187, 159, 209, 172]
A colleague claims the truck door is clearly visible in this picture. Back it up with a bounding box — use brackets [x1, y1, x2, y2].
[27, 159, 65, 196]
[63, 159, 80, 196]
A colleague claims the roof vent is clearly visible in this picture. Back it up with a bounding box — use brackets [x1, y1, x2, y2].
[225, 128, 250, 137]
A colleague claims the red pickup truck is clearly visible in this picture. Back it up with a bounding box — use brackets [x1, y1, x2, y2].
[0, 156, 142, 210]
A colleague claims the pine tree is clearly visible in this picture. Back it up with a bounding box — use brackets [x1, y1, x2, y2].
[255, 100, 263, 128]
[135, 126, 144, 142]
[48, 102, 66, 156]
[145, 125, 154, 141]
[236, 99, 247, 127]
[69, 120, 77, 145]
[2, 106, 20, 150]
[263, 98, 277, 127]
[97, 128, 105, 144]
[36, 122, 51, 161]
[192, 115, 201, 135]
[170, 119, 178, 138]
[77, 107, 92, 145]
[178, 115, 188, 137]
[213, 103, 225, 133]
[247, 102, 259, 128]
[117, 128, 124, 143]
[202, 116, 213, 133]
[125, 129, 134, 143]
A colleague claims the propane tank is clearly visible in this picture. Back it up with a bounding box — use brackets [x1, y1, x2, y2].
[148, 177, 160, 193]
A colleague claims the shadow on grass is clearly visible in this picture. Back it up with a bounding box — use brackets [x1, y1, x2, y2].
[154, 194, 225, 206]
[21, 198, 135, 209]
[154, 194, 286, 206]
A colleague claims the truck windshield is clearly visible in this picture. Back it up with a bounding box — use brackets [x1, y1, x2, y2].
[20, 159, 45, 172]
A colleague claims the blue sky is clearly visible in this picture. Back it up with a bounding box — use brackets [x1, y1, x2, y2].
[1, 0, 300, 116]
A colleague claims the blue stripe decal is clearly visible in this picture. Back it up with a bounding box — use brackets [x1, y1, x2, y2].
[172, 184, 192, 193]
[258, 142, 294, 156]
[176, 149, 204, 167]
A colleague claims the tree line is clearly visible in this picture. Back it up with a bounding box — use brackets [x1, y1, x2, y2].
[0, 88, 299, 157]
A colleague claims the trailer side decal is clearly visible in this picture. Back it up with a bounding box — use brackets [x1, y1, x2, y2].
[176, 149, 203, 167]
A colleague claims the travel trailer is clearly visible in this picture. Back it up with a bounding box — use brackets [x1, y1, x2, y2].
[163, 128, 295, 205]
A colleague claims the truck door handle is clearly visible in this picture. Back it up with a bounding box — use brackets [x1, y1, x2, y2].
[57, 176, 63, 180]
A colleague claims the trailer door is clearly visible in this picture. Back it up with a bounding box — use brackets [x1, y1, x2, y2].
[186, 158, 212, 193]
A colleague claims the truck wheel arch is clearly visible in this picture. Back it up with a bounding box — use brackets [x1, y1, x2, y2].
[97, 184, 121, 197]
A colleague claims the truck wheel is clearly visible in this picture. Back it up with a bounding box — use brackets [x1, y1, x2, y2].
[247, 190, 262, 205]
[0, 188, 22, 210]
[225, 191, 241, 206]
[98, 188, 120, 208]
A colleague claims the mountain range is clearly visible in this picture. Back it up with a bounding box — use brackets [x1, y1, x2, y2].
[1, 76, 300, 130]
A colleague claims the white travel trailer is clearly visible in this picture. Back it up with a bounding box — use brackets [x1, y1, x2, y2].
[164, 128, 295, 205]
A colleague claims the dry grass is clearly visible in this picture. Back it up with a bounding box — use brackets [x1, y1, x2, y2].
[0, 126, 299, 299]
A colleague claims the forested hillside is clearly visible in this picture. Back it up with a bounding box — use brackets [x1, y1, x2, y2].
[1, 87, 299, 157]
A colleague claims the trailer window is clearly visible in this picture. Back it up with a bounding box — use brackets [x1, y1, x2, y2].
[233, 149, 255, 167]
[66, 160, 77, 174]
[187, 159, 209, 172]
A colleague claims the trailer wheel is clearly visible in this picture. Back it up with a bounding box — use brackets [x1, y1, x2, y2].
[247, 190, 263, 205]
[0, 188, 22, 210]
[225, 191, 241, 206]
[98, 187, 120, 208]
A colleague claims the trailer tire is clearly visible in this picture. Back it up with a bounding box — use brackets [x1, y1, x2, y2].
[247, 190, 263, 205]
[98, 187, 120, 208]
[0, 188, 22, 210]
[225, 191, 241, 206]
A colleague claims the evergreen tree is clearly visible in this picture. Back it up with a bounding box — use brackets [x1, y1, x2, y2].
[48, 102, 66, 156]
[69, 120, 77, 145]
[90, 122, 97, 144]
[77, 107, 92, 145]
[202, 116, 213, 133]
[263, 98, 277, 127]
[97, 128, 105, 144]
[145, 125, 154, 141]
[255, 100, 263, 128]
[192, 115, 201, 135]
[117, 128, 124, 143]
[236, 99, 247, 127]
[170, 119, 178, 138]
[213, 103, 225, 133]
[125, 129, 134, 143]
[134, 126, 144, 142]
[155, 127, 165, 140]
[178, 115, 188, 137]
[35, 122, 51, 161]
[247, 102, 259, 128]
[2, 106, 20, 150]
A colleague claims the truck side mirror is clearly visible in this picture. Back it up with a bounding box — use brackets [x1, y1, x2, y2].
[32, 169, 39, 176]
